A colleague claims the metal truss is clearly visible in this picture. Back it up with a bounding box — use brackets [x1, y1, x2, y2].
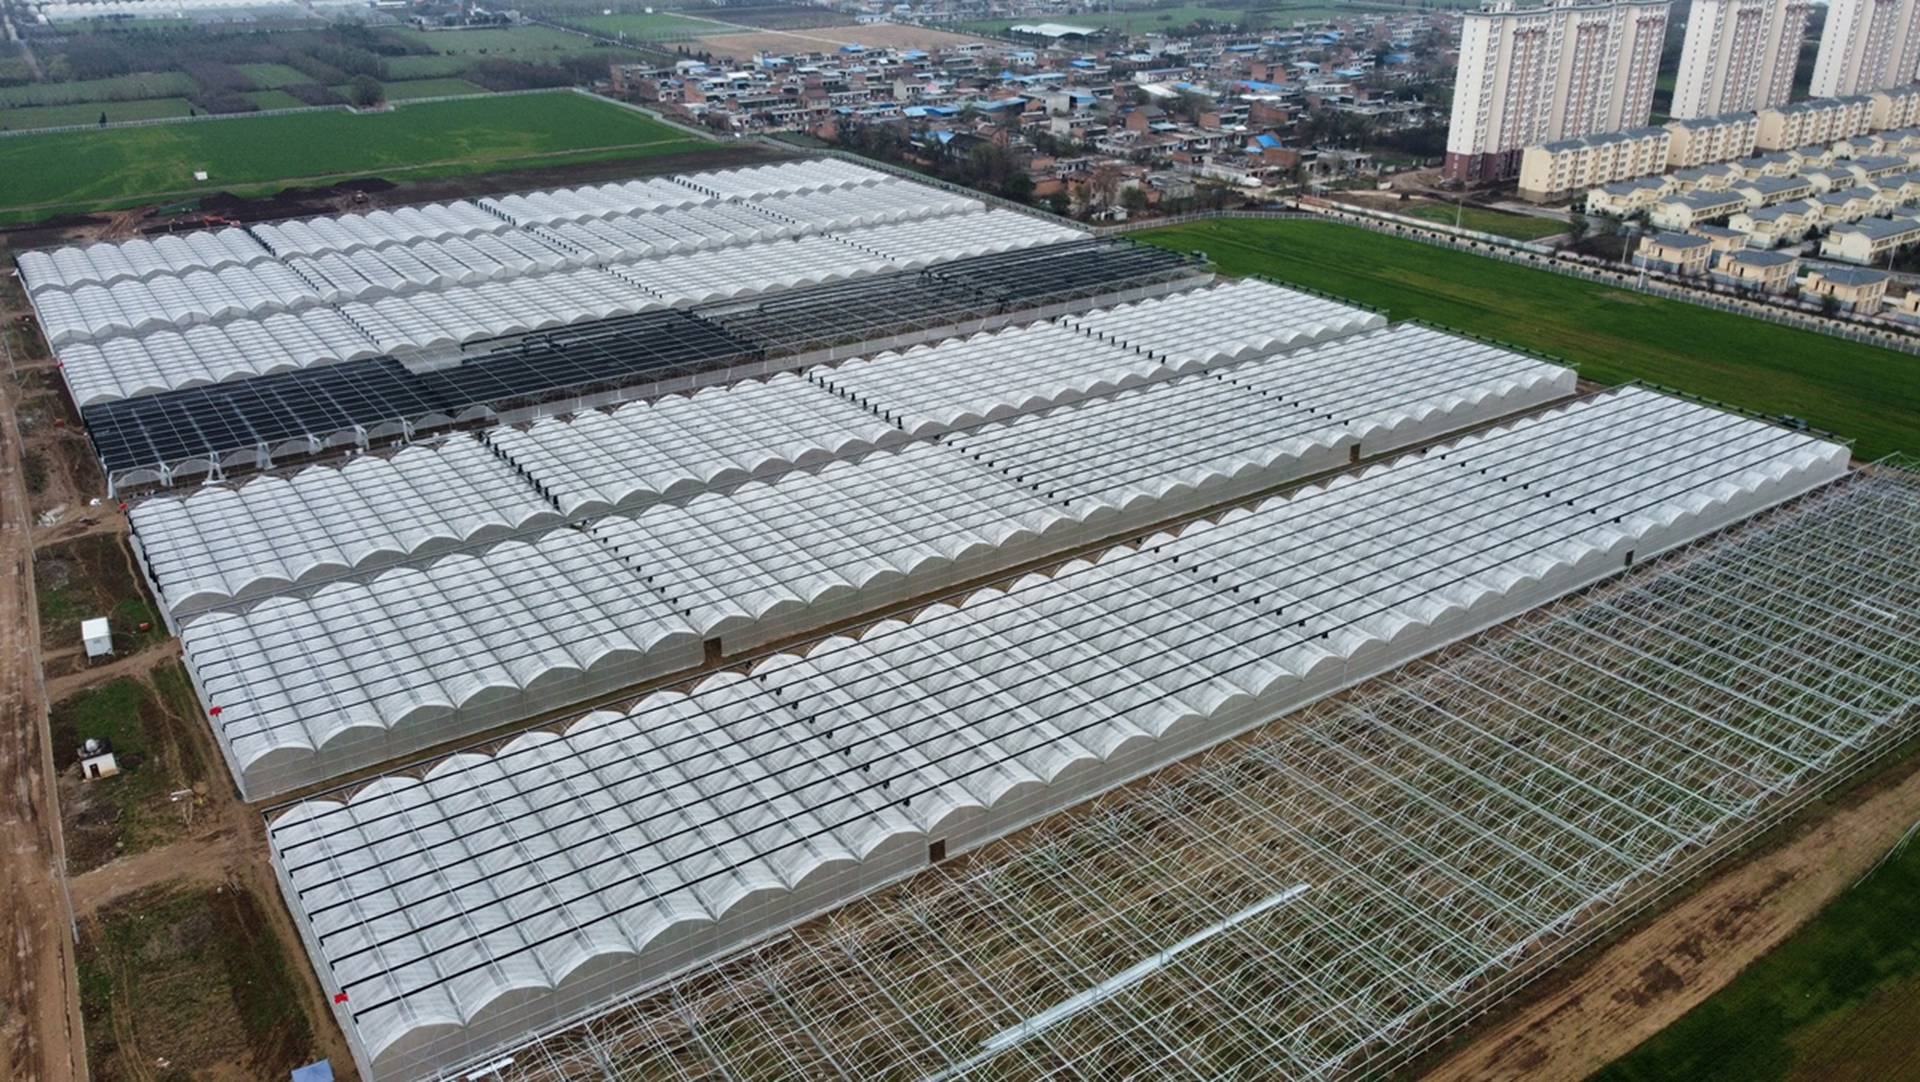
[459, 460, 1920, 1082]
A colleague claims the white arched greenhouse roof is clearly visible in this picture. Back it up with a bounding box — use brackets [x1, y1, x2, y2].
[17, 227, 272, 293]
[483, 371, 906, 518]
[58, 308, 378, 406]
[265, 387, 1847, 1082]
[588, 442, 1085, 652]
[183, 528, 701, 798]
[131, 436, 562, 620]
[1062, 277, 1387, 366]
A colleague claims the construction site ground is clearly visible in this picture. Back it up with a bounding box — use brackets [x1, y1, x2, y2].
[0, 208, 1917, 1081]
[1, 244, 356, 1080]
[1418, 729, 1920, 1080]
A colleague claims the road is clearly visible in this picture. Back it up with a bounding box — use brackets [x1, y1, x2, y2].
[0, 369, 82, 1082]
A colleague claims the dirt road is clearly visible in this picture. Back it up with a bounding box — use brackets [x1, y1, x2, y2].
[1424, 753, 1920, 1082]
[0, 369, 82, 1081]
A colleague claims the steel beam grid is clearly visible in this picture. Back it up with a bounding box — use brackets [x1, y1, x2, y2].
[458, 462, 1920, 1082]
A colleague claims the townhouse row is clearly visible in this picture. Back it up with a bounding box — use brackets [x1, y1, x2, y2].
[1519, 85, 1920, 200]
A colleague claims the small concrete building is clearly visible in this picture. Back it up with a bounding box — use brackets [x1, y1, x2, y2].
[1729, 199, 1819, 247]
[1693, 224, 1749, 257]
[1669, 162, 1742, 192]
[1586, 175, 1673, 217]
[1801, 266, 1890, 310]
[1840, 155, 1911, 183]
[1882, 288, 1920, 324]
[1814, 186, 1884, 226]
[1633, 231, 1714, 277]
[79, 738, 119, 781]
[1820, 216, 1920, 264]
[1732, 174, 1815, 209]
[1870, 171, 1920, 206]
[1711, 248, 1799, 293]
[1801, 167, 1859, 194]
[82, 618, 112, 661]
[1650, 190, 1747, 231]
[1731, 151, 1799, 179]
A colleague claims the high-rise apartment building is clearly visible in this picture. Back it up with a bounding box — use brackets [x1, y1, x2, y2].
[1670, 0, 1813, 118]
[1445, 0, 1672, 183]
[1809, 0, 1920, 97]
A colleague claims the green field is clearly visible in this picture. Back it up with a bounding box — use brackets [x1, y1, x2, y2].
[574, 11, 719, 38]
[1137, 219, 1920, 458]
[0, 91, 717, 223]
[1404, 203, 1568, 240]
[371, 77, 488, 101]
[242, 89, 312, 111]
[237, 63, 314, 89]
[1598, 831, 1920, 1082]
[385, 53, 478, 78]
[391, 25, 604, 55]
[0, 72, 195, 107]
[0, 97, 194, 131]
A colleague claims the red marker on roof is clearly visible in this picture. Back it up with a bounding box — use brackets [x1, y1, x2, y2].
[208, 706, 222, 717]
[334, 992, 350, 1005]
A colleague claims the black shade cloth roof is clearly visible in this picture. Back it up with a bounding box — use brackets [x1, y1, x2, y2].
[84, 239, 1202, 481]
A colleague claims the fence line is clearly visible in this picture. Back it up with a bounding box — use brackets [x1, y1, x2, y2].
[1098, 204, 1920, 357]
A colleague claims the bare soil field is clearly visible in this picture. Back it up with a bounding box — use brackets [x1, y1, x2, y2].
[699, 22, 995, 60]
[77, 878, 328, 1082]
[33, 531, 166, 679]
[0, 345, 83, 1082]
[1422, 747, 1920, 1082]
[52, 663, 211, 875]
[1, 246, 356, 1078]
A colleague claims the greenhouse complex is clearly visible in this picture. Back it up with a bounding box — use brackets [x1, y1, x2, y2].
[25, 157, 1920, 1082]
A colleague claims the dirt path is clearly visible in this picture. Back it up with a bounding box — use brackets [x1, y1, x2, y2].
[43, 639, 181, 703]
[1424, 754, 1920, 1082]
[0, 370, 82, 1081]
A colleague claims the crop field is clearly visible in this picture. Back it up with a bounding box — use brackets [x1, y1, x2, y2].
[385, 53, 479, 78]
[373, 77, 489, 100]
[236, 62, 312, 88]
[0, 97, 194, 131]
[572, 11, 723, 38]
[0, 72, 195, 107]
[0, 91, 717, 223]
[1138, 218, 1920, 458]
[390, 25, 607, 54]
[241, 89, 311, 111]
